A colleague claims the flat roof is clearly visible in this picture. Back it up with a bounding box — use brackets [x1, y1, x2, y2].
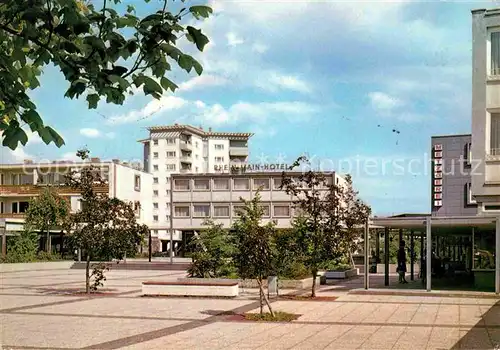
[146, 124, 253, 138]
[171, 171, 336, 178]
[372, 215, 497, 230]
[431, 134, 471, 139]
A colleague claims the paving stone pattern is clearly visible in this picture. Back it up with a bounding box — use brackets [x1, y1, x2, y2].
[0, 265, 499, 349]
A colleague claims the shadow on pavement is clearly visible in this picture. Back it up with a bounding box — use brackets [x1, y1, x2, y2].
[451, 300, 500, 349]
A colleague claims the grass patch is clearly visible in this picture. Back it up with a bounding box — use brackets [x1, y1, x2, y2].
[244, 311, 299, 322]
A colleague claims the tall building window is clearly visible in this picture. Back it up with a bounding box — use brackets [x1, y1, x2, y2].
[273, 178, 282, 190]
[466, 182, 476, 205]
[214, 178, 229, 190]
[153, 177, 158, 184]
[134, 175, 141, 191]
[214, 205, 229, 217]
[166, 151, 176, 158]
[259, 205, 270, 217]
[193, 204, 210, 217]
[491, 31, 500, 75]
[174, 179, 190, 190]
[253, 178, 270, 190]
[153, 140, 158, 146]
[215, 144, 224, 150]
[194, 178, 210, 190]
[174, 206, 190, 217]
[153, 190, 158, 197]
[491, 113, 500, 155]
[166, 190, 170, 196]
[166, 138, 175, 144]
[153, 202, 158, 209]
[153, 165, 158, 171]
[153, 152, 158, 158]
[166, 177, 170, 184]
[153, 215, 158, 222]
[166, 164, 176, 171]
[234, 178, 249, 190]
[274, 205, 290, 217]
[215, 156, 224, 163]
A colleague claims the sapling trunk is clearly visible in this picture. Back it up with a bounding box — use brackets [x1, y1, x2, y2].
[85, 255, 90, 294]
[311, 268, 318, 297]
[257, 278, 274, 317]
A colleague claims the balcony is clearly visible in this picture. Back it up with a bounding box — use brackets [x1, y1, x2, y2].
[0, 184, 109, 196]
[229, 147, 249, 157]
[0, 213, 26, 219]
[180, 141, 192, 151]
[180, 156, 192, 164]
[486, 148, 500, 161]
[179, 168, 192, 174]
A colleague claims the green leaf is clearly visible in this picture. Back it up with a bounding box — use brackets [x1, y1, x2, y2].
[21, 110, 44, 132]
[192, 59, 203, 75]
[186, 26, 209, 52]
[108, 75, 130, 90]
[127, 5, 135, 13]
[38, 126, 65, 147]
[142, 77, 162, 98]
[178, 55, 193, 73]
[2, 123, 28, 150]
[160, 43, 181, 60]
[86, 94, 100, 109]
[160, 77, 178, 92]
[189, 6, 213, 19]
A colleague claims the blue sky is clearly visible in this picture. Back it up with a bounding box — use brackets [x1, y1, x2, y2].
[1, 0, 495, 215]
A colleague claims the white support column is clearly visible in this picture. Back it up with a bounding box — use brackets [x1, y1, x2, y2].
[364, 219, 369, 290]
[496, 217, 500, 295]
[426, 217, 432, 292]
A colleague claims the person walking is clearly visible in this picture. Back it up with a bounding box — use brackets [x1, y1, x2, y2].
[398, 240, 408, 284]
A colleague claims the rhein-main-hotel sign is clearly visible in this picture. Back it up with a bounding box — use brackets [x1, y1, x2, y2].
[214, 163, 289, 172]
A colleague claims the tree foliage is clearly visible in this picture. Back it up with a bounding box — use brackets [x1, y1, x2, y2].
[25, 186, 69, 252]
[0, 0, 212, 149]
[233, 192, 276, 316]
[281, 156, 371, 297]
[188, 219, 236, 278]
[64, 148, 149, 293]
[4, 229, 39, 263]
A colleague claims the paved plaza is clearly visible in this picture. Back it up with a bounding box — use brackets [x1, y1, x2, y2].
[1, 262, 499, 349]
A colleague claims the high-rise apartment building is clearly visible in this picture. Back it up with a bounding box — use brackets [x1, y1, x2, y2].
[139, 124, 252, 251]
[471, 9, 500, 215]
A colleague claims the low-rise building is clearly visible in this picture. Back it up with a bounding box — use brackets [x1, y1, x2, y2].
[169, 171, 346, 256]
[0, 158, 154, 254]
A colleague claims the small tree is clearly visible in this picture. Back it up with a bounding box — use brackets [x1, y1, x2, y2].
[25, 187, 69, 252]
[281, 156, 371, 297]
[233, 193, 275, 316]
[281, 156, 331, 297]
[188, 219, 235, 278]
[64, 149, 149, 294]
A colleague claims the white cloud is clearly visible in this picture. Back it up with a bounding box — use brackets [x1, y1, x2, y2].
[226, 32, 244, 46]
[107, 96, 188, 125]
[0, 147, 33, 164]
[368, 92, 403, 111]
[252, 42, 268, 54]
[264, 72, 311, 94]
[179, 74, 229, 92]
[80, 128, 101, 138]
[59, 152, 81, 162]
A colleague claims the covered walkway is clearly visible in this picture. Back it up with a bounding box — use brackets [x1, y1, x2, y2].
[363, 215, 500, 294]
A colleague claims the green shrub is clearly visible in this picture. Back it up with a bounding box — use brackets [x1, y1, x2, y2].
[4, 230, 38, 263]
[36, 251, 58, 261]
[280, 261, 310, 280]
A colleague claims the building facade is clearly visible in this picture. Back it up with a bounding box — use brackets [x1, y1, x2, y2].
[0, 159, 154, 253]
[139, 124, 252, 249]
[170, 171, 345, 256]
[471, 9, 500, 215]
[431, 134, 477, 217]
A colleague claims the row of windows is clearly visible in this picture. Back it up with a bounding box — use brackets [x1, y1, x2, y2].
[173, 203, 291, 218]
[153, 203, 171, 209]
[154, 190, 171, 196]
[151, 139, 225, 150]
[173, 177, 333, 191]
[153, 215, 170, 222]
[152, 164, 177, 171]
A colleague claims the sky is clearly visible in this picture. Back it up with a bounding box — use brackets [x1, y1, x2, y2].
[1, 0, 496, 215]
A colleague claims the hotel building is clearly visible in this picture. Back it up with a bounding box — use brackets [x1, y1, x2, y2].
[170, 171, 346, 256]
[0, 159, 153, 254]
[138, 124, 252, 251]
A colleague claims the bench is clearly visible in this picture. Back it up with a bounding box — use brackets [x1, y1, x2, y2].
[142, 280, 239, 297]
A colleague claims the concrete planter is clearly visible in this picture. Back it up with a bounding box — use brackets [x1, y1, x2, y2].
[325, 268, 358, 279]
[142, 280, 239, 297]
[179, 276, 316, 290]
